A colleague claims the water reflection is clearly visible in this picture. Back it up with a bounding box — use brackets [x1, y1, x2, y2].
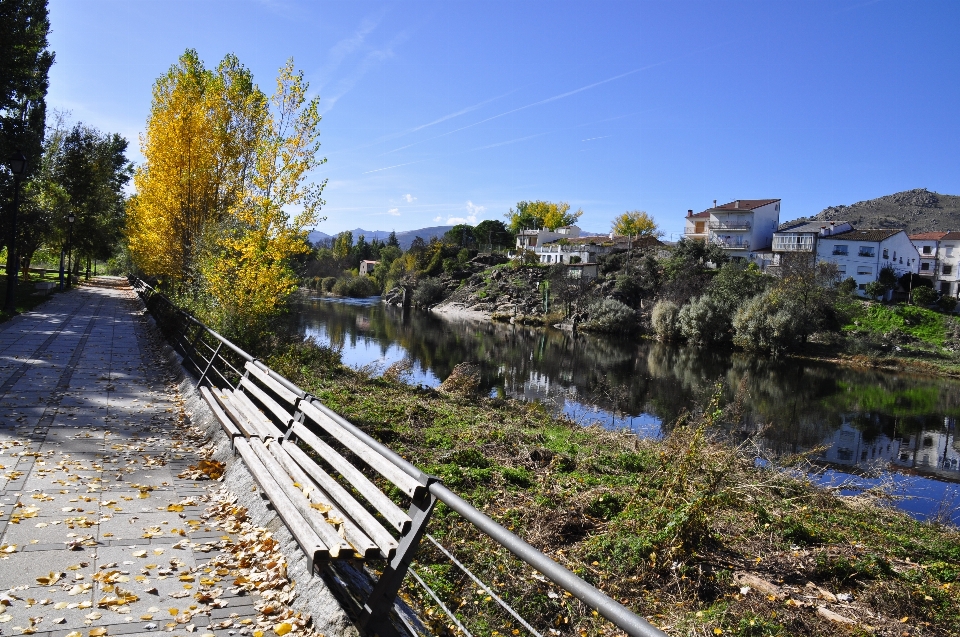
[290, 296, 960, 523]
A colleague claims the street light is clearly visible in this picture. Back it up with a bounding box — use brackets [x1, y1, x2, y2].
[67, 213, 75, 288]
[4, 151, 27, 313]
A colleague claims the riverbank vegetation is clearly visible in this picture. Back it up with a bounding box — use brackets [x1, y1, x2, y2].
[266, 340, 960, 636]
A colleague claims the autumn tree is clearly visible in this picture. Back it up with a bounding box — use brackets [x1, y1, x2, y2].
[127, 51, 266, 284]
[611, 210, 661, 239]
[505, 200, 582, 232]
[127, 51, 325, 340]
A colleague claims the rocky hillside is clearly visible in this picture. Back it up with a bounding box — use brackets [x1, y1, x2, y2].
[786, 189, 960, 235]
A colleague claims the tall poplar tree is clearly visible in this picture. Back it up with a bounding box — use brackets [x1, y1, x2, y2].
[1, 0, 54, 245]
[127, 51, 325, 339]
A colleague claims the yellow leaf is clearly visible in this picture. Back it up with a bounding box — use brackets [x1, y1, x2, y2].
[274, 623, 292, 636]
[169, 608, 179, 616]
[89, 628, 107, 637]
[66, 632, 82, 637]
[714, 630, 723, 636]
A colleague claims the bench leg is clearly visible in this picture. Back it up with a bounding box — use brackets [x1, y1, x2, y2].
[359, 491, 437, 635]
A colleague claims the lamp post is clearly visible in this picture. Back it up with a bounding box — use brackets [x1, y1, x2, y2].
[4, 151, 27, 313]
[66, 213, 75, 288]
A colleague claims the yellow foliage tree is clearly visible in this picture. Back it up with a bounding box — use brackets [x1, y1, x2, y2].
[127, 51, 325, 339]
[200, 60, 324, 335]
[611, 210, 662, 239]
[505, 200, 583, 232]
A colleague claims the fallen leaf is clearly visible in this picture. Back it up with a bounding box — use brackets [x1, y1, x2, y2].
[89, 628, 107, 636]
[274, 623, 292, 636]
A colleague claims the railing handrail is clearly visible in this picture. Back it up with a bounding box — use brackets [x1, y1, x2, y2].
[127, 275, 664, 637]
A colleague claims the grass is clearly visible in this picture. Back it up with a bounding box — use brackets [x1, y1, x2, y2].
[265, 340, 960, 637]
[845, 302, 948, 346]
[0, 272, 63, 322]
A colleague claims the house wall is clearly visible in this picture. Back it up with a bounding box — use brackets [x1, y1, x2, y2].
[937, 239, 960, 296]
[816, 232, 918, 296]
[749, 201, 780, 251]
[911, 239, 940, 277]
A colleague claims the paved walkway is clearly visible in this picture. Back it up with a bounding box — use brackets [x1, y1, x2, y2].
[0, 283, 261, 637]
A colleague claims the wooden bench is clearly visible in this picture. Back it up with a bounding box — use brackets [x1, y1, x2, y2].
[200, 359, 437, 634]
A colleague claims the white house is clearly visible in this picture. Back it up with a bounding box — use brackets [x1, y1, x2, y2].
[935, 232, 960, 296]
[772, 220, 853, 256]
[359, 260, 379, 276]
[707, 199, 781, 256]
[815, 229, 919, 295]
[909, 231, 948, 281]
[682, 209, 710, 241]
[515, 225, 581, 251]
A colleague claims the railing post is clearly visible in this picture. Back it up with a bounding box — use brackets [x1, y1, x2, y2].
[198, 341, 223, 387]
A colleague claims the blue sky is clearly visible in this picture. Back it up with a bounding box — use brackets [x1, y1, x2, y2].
[47, 0, 960, 238]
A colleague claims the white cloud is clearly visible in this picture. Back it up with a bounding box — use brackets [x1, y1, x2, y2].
[403, 193, 416, 203]
[446, 216, 476, 225]
[387, 208, 400, 216]
[434, 216, 443, 222]
[466, 201, 486, 217]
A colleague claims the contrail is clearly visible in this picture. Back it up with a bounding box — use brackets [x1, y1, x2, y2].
[361, 160, 424, 174]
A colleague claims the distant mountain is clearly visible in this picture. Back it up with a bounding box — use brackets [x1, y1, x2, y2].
[308, 225, 456, 250]
[783, 189, 960, 235]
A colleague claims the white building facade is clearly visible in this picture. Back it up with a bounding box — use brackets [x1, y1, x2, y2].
[815, 229, 919, 295]
[909, 231, 947, 282]
[771, 220, 853, 267]
[936, 232, 960, 296]
[707, 199, 781, 256]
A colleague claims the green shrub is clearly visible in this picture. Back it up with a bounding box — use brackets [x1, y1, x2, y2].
[937, 295, 958, 313]
[651, 300, 681, 341]
[912, 286, 937, 306]
[331, 275, 379, 297]
[412, 277, 445, 308]
[583, 299, 637, 333]
[677, 295, 726, 345]
[320, 276, 337, 292]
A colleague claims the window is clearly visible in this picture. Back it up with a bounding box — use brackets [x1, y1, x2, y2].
[858, 284, 866, 290]
[923, 245, 932, 254]
[837, 265, 847, 274]
[921, 262, 930, 271]
[857, 266, 872, 275]
[858, 246, 875, 257]
[944, 265, 953, 276]
[833, 245, 848, 255]
[883, 249, 888, 259]
[694, 221, 705, 234]
[947, 245, 956, 257]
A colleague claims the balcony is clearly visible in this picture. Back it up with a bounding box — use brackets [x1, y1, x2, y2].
[683, 228, 708, 235]
[832, 248, 848, 256]
[772, 236, 815, 252]
[709, 220, 752, 231]
[713, 238, 750, 251]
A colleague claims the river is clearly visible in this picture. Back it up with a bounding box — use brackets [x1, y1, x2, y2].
[289, 295, 960, 525]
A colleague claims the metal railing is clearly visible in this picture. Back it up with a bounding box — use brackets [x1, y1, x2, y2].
[771, 237, 815, 252]
[708, 220, 751, 231]
[128, 276, 664, 637]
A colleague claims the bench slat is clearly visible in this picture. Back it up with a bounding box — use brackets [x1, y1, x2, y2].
[217, 390, 262, 439]
[232, 391, 283, 440]
[199, 386, 241, 440]
[299, 401, 423, 499]
[291, 422, 411, 533]
[282, 439, 403, 553]
[240, 375, 294, 427]
[249, 438, 352, 557]
[244, 361, 300, 405]
[268, 442, 385, 559]
[234, 438, 328, 566]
